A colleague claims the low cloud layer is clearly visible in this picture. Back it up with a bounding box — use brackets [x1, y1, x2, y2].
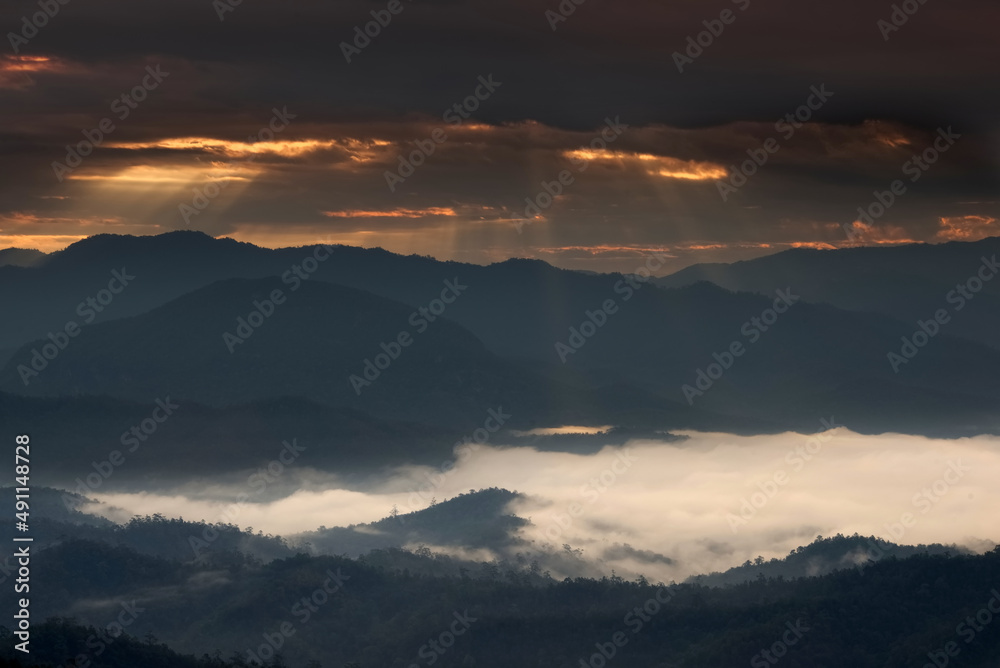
[89, 427, 1000, 582]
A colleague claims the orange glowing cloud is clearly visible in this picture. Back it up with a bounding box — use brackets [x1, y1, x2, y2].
[790, 241, 838, 250]
[843, 221, 916, 245]
[0, 55, 55, 73]
[683, 244, 728, 251]
[0, 55, 73, 89]
[563, 149, 727, 181]
[935, 215, 998, 241]
[450, 123, 497, 134]
[537, 242, 796, 257]
[68, 163, 258, 185]
[875, 134, 911, 148]
[535, 244, 674, 257]
[109, 137, 394, 164]
[0, 211, 129, 228]
[322, 207, 458, 219]
[862, 120, 913, 149]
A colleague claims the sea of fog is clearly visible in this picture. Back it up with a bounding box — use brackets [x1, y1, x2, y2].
[85, 427, 999, 582]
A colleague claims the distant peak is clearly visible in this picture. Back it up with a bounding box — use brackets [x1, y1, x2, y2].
[0, 247, 47, 267]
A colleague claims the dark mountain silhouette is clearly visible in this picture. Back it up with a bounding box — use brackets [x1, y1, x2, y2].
[0, 276, 596, 428]
[0, 232, 275, 351]
[3, 232, 1000, 436]
[296, 488, 529, 557]
[4, 274, 1000, 437]
[3, 532, 998, 668]
[5, 488, 999, 668]
[0, 391, 465, 485]
[0, 487, 598, 580]
[0, 248, 46, 268]
[687, 533, 973, 586]
[655, 238, 1000, 350]
[4, 276, 743, 433]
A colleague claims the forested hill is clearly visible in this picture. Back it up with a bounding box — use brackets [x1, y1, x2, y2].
[2, 538, 998, 667]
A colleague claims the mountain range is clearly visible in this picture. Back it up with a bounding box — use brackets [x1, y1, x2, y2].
[1, 233, 998, 465]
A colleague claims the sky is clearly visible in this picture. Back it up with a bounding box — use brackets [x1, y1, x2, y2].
[89, 429, 1000, 582]
[1, 0, 999, 273]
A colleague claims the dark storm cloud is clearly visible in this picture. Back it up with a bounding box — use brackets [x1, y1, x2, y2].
[1, 0, 998, 268]
[5, 0, 998, 129]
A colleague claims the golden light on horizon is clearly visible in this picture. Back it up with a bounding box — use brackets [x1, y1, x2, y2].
[936, 215, 998, 241]
[535, 244, 674, 256]
[683, 243, 728, 251]
[220, 225, 466, 259]
[0, 211, 134, 253]
[790, 241, 838, 250]
[844, 220, 918, 245]
[0, 234, 87, 253]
